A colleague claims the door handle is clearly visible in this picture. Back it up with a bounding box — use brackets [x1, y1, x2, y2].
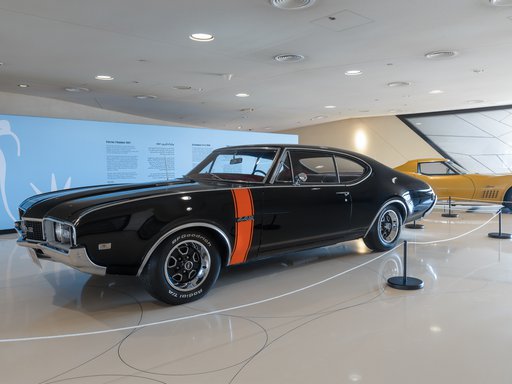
[336, 191, 350, 202]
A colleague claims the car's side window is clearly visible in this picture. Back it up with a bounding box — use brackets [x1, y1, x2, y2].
[335, 156, 366, 184]
[418, 162, 455, 175]
[287, 150, 338, 184]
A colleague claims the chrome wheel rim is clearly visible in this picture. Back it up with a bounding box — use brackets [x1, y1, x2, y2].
[378, 209, 400, 244]
[164, 240, 211, 292]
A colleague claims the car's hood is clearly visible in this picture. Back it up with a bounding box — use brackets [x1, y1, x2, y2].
[19, 178, 229, 221]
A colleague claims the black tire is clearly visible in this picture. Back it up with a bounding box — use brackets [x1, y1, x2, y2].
[140, 230, 221, 305]
[503, 188, 512, 210]
[363, 205, 402, 251]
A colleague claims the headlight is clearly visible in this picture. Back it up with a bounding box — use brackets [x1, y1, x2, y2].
[55, 222, 72, 243]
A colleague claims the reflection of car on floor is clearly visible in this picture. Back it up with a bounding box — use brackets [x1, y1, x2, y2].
[15, 145, 436, 305]
[394, 158, 512, 208]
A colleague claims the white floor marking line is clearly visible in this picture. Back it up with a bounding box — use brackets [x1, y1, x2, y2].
[0, 211, 502, 344]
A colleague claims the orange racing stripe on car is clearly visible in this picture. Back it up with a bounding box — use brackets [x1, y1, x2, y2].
[230, 188, 254, 265]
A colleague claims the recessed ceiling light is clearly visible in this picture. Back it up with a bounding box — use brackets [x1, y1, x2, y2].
[273, 54, 305, 63]
[489, 0, 512, 5]
[345, 70, 362, 76]
[173, 85, 192, 90]
[189, 33, 214, 42]
[135, 95, 158, 100]
[424, 50, 459, 59]
[324, 105, 337, 109]
[95, 75, 114, 81]
[311, 115, 327, 120]
[236, 93, 250, 97]
[429, 89, 444, 94]
[65, 87, 90, 93]
[387, 81, 411, 87]
[467, 99, 485, 104]
[270, 0, 316, 10]
[18, 84, 29, 88]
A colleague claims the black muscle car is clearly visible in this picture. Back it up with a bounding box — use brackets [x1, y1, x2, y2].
[15, 145, 436, 304]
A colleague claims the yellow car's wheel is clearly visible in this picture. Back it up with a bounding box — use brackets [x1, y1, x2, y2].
[504, 188, 512, 210]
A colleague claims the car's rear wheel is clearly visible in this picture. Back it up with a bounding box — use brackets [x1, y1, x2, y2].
[141, 230, 221, 305]
[363, 205, 402, 251]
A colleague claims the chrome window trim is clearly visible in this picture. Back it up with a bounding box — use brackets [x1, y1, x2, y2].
[190, 146, 282, 185]
[418, 161, 462, 176]
[74, 147, 373, 225]
[270, 147, 373, 187]
[269, 150, 292, 184]
[136, 222, 232, 277]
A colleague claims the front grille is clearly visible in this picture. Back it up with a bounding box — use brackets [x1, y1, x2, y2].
[24, 220, 44, 241]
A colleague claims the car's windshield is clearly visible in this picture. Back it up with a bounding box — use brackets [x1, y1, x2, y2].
[187, 148, 279, 183]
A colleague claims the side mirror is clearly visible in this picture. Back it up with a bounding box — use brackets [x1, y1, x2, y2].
[294, 172, 308, 185]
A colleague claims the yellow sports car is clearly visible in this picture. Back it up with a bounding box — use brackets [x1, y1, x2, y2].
[394, 158, 512, 208]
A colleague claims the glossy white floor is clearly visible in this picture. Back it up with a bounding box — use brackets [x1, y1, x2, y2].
[2, 207, 512, 384]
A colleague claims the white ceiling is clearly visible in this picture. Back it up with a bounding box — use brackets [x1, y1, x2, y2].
[1, 0, 512, 131]
[407, 108, 512, 173]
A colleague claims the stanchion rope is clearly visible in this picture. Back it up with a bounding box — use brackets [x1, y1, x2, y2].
[0, 208, 505, 343]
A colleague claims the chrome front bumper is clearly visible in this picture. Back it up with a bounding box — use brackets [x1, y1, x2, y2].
[16, 239, 106, 276]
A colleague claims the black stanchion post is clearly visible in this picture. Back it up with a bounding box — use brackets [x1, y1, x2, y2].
[488, 209, 512, 239]
[441, 196, 459, 218]
[387, 240, 424, 290]
[405, 219, 424, 229]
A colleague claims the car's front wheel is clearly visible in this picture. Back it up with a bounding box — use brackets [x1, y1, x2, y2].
[141, 230, 221, 305]
[363, 205, 402, 251]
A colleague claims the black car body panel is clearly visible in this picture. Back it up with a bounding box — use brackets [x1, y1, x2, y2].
[15, 145, 436, 304]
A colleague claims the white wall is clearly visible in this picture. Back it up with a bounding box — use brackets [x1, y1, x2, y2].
[283, 115, 441, 167]
[0, 91, 190, 127]
[0, 91, 440, 168]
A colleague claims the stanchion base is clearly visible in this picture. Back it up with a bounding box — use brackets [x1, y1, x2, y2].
[488, 232, 512, 239]
[441, 213, 459, 218]
[387, 276, 424, 290]
[405, 223, 424, 229]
